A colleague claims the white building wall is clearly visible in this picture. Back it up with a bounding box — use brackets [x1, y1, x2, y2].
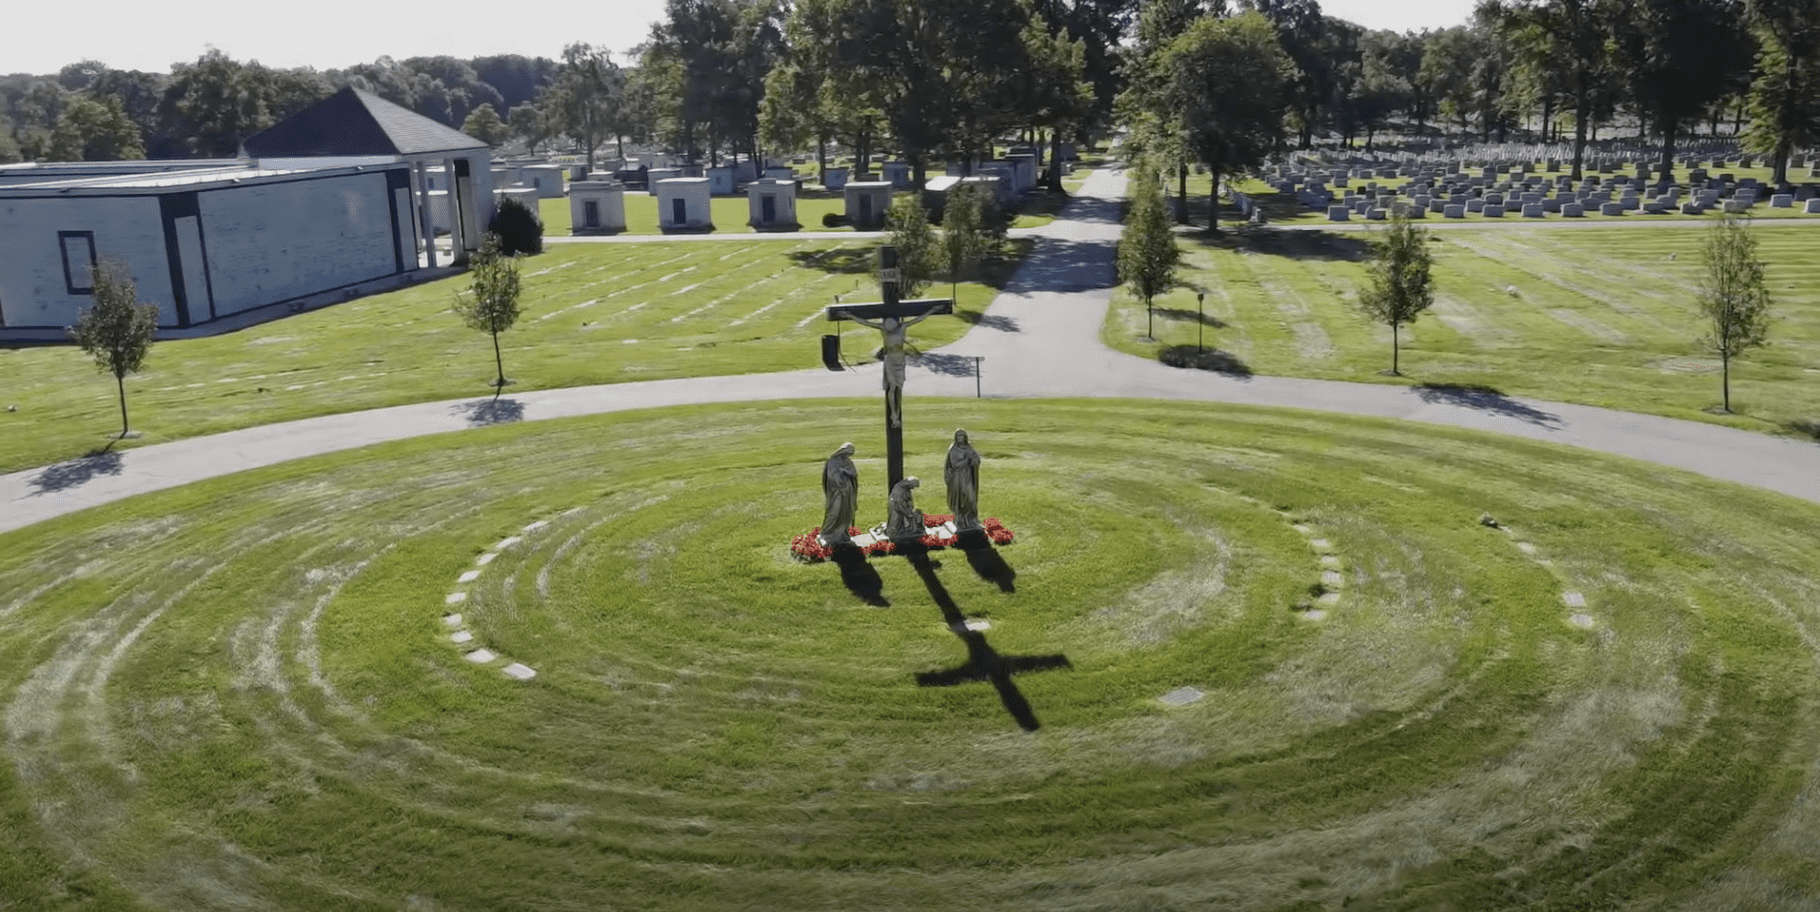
[197, 171, 397, 316]
[0, 196, 175, 328]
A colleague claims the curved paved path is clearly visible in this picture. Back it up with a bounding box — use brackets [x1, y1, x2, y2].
[4, 168, 1818, 535]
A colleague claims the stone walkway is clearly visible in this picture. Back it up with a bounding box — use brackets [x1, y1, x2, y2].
[4, 167, 1818, 535]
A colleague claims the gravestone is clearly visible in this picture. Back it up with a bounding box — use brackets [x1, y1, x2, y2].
[824, 167, 850, 191]
[568, 181, 627, 234]
[882, 161, 912, 189]
[1327, 205, 1350, 221]
[707, 166, 736, 195]
[1562, 202, 1584, 217]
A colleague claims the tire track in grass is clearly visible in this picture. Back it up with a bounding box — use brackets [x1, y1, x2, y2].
[1242, 254, 1334, 362]
[1444, 232, 1677, 335]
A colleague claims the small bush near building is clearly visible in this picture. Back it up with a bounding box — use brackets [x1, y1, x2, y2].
[488, 197, 544, 256]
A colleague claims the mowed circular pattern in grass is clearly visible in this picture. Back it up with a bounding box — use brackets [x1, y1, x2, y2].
[3, 400, 1820, 912]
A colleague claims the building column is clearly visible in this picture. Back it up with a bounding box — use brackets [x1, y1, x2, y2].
[413, 159, 437, 269]
[448, 155, 469, 267]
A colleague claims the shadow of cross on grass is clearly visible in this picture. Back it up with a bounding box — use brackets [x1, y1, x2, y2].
[903, 548, 1070, 732]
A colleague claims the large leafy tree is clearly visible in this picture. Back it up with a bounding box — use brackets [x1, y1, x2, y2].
[1481, 0, 1615, 180]
[643, 0, 787, 165]
[68, 259, 160, 440]
[789, 0, 1040, 188]
[1117, 0, 1223, 219]
[461, 103, 509, 145]
[1697, 214, 1772, 412]
[1248, 0, 1333, 149]
[882, 194, 939, 297]
[1354, 214, 1435, 376]
[547, 43, 625, 172]
[48, 96, 145, 161]
[1744, 0, 1820, 184]
[1150, 11, 1291, 233]
[1613, 0, 1752, 182]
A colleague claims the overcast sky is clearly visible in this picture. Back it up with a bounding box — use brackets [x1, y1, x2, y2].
[2, 0, 1476, 77]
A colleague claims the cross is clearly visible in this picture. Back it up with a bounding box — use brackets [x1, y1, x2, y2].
[827, 246, 954, 489]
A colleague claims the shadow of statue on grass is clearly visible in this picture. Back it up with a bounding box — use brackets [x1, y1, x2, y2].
[957, 531, 1017, 592]
[903, 548, 1067, 732]
[453, 397, 526, 427]
[832, 544, 888, 606]
[29, 447, 124, 495]
[1412, 383, 1560, 428]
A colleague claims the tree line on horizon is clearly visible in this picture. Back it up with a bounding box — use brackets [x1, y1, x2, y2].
[3, 0, 1816, 188]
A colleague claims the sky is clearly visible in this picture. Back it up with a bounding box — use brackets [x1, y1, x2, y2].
[2, 0, 1476, 78]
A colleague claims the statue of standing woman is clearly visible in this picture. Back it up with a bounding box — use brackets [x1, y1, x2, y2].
[821, 442, 858, 546]
[944, 428, 982, 533]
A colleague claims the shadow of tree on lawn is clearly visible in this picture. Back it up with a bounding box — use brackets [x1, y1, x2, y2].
[1412, 383, 1561, 428]
[28, 447, 124, 495]
[1160, 346, 1254, 378]
[453, 397, 526, 427]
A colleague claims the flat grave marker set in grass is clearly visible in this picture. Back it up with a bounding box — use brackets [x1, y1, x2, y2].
[5, 398, 1820, 910]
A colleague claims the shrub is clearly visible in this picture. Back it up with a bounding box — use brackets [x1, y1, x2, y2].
[822, 211, 849, 228]
[487, 196, 544, 256]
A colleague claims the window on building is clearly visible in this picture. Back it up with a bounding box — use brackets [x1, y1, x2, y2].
[59, 231, 97, 295]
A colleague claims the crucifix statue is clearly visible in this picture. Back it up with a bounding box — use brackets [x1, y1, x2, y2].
[827, 245, 954, 489]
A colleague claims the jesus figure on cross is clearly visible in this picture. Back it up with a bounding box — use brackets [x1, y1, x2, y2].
[848, 310, 935, 428]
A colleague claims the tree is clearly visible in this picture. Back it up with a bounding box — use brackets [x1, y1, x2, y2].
[1612, 0, 1752, 182]
[1697, 214, 1772, 412]
[67, 259, 160, 439]
[1354, 214, 1435, 376]
[882, 194, 938, 298]
[48, 96, 145, 161]
[453, 234, 526, 390]
[507, 102, 553, 154]
[1745, 0, 1820, 184]
[1481, 0, 1614, 180]
[548, 43, 624, 172]
[939, 182, 992, 301]
[461, 102, 510, 145]
[1150, 11, 1291, 233]
[1117, 165, 1179, 339]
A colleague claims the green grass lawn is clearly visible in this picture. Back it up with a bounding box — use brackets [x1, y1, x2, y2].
[1105, 224, 1820, 437]
[0, 239, 1031, 474]
[4, 398, 1819, 911]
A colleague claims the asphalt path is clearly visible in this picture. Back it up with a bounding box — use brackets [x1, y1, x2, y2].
[5, 167, 1818, 535]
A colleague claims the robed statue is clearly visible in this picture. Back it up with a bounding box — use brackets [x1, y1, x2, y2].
[821, 442, 858, 545]
[886, 475, 924, 541]
[944, 428, 982, 533]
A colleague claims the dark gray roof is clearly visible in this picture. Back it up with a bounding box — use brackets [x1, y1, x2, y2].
[242, 87, 488, 158]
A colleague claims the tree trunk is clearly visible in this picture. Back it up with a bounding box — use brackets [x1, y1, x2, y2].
[492, 330, 506, 389]
[1176, 163, 1188, 224]
[817, 135, 827, 187]
[1392, 322, 1400, 375]
[115, 372, 130, 438]
[1571, 95, 1589, 181]
[1722, 350, 1731, 412]
[1657, 118, 1677, 185]
[1208, 164, 1221, 235]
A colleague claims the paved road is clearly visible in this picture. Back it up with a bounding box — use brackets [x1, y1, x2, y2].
[4, 167, 1818, 535]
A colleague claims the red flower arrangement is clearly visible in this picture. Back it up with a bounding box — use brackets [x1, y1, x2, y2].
[790, 514, 1015, 562]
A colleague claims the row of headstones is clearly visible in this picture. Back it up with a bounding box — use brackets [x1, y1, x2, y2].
[1277, 162, 1820, 221]
[1284, 139, 1767, 170]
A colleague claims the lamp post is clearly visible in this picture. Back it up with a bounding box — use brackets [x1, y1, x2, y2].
[1197, 291, 1205, 353]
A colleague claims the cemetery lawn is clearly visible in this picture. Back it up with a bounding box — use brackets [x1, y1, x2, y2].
[0, 239, 1029, 474]
[1105, 223, 1820, 438]
[4, 398, 1820, 911]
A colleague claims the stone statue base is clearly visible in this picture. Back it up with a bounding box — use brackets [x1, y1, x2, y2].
[790, 514, 1015, 562]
